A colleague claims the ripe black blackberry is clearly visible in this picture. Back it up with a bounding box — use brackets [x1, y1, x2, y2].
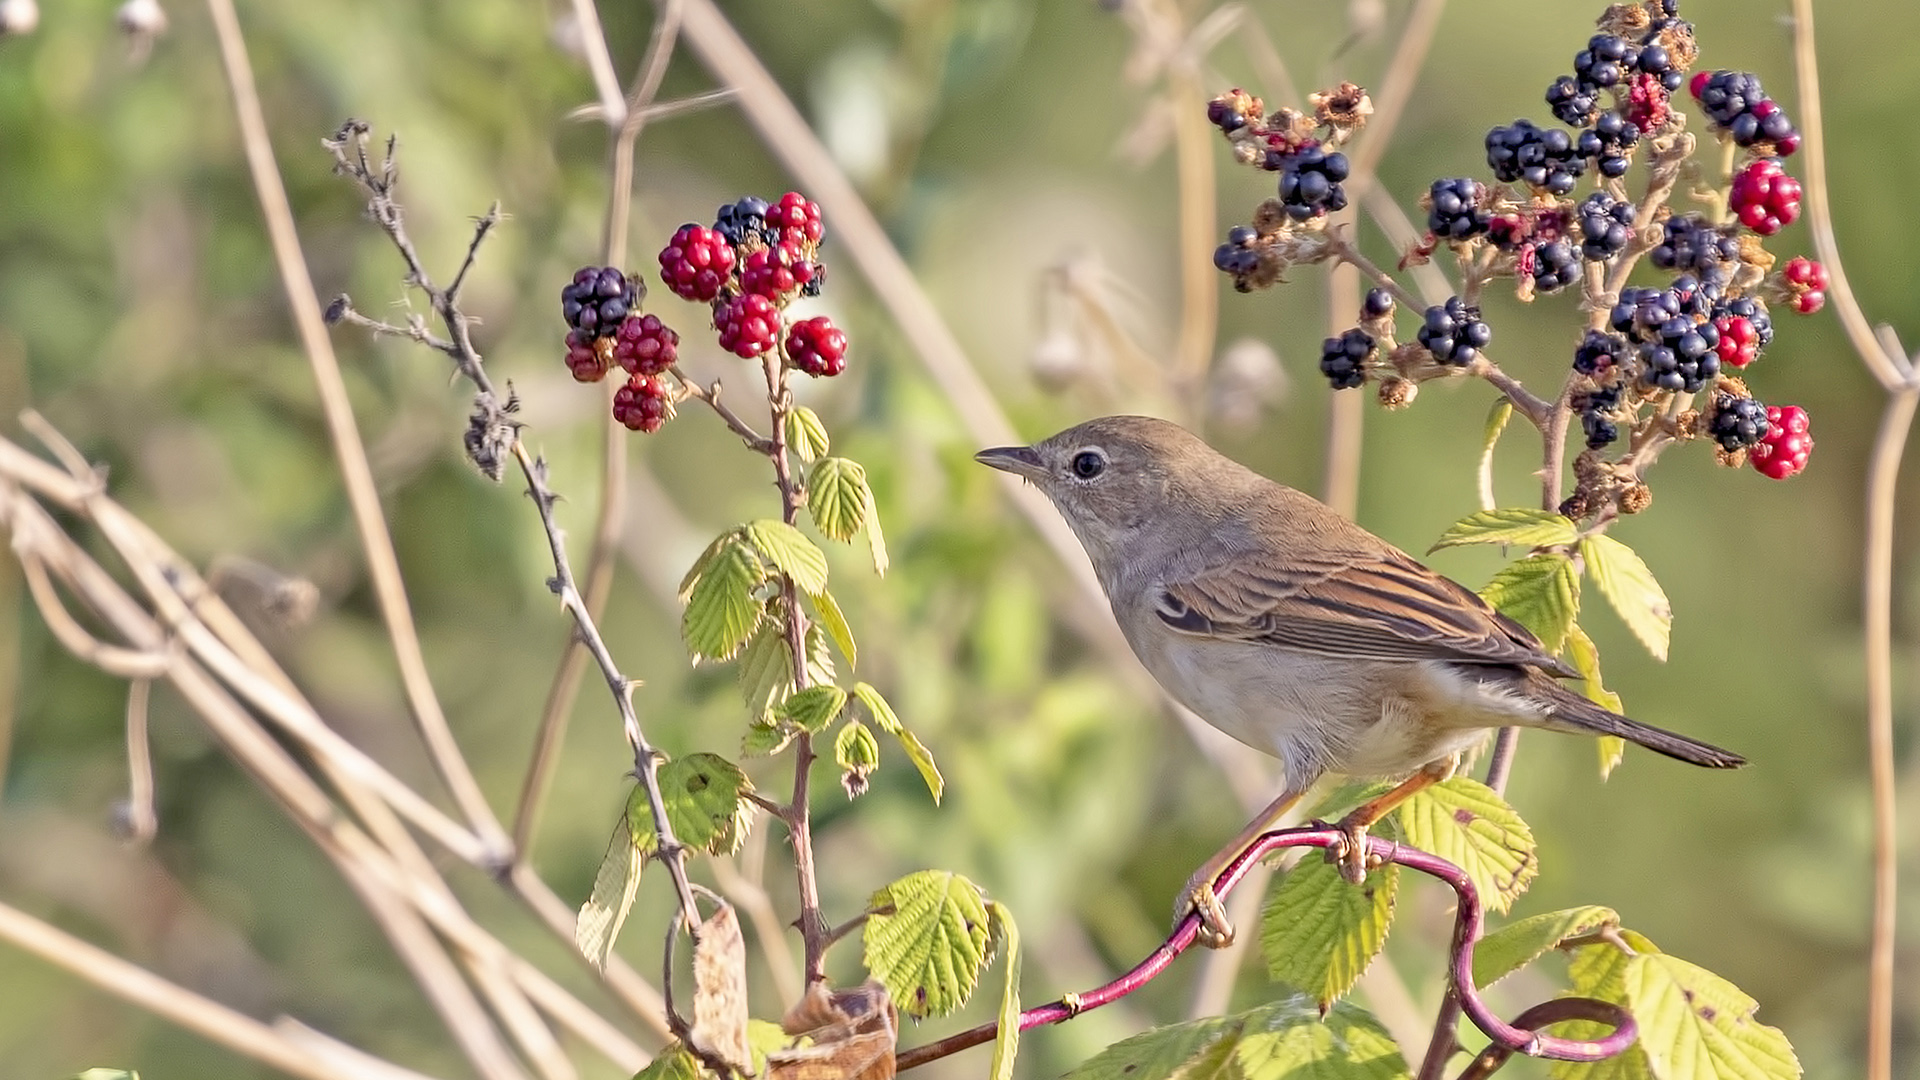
[1577, 383, 1625, 449]
[1650, 214, 1740, 278]
[1577, 113, 1640, 178]
[1573, 34, 1638, 91]
[1417, 297, 1491, 366]
[1319, 328, 1375, 389]
[714, 196, 774, 247]
[1426, 178, 1489, 240]
[1531, 240, 1580, 293]
[1610, 285, 1676, 342]
[1547, 76, 1599, 127]
[1689, 70, 1800, 153]
[1362, 287, 1395, 318]
[1708, 394, 1771, 451]
[1573, 329, 1630, 376]
[1634, 43, 1685, 93]
[1486, 119, 1585, 196]
[1576, 192, 1634, 260]
[1637, 313, 1721, 393]
[560, 266, 640, 338]
[1277, 145, 1351, 220]
[1213, 225, 1262, 280]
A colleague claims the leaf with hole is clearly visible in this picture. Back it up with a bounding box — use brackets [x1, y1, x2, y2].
[628, 754, 755, 857]
[1395, 777, 1536, 912]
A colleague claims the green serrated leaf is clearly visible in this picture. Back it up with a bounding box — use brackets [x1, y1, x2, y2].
[629, 754, 756, 856]
[786, 406, 831, 463]
[778, 685, 848, 733]
[852, 681, 943, 802]
[1304, 778, 1397, 822]
[737, 624, 791, 719]
[630, 1044, 702, 1080]
[746, 519, 830, 597]
[679, 530, 738, 600]
[988, 901, 1023, 1080]
[1549, 930, 1661, 1080]
[1480, 552, 1580, 654]
[746, 1019, 790, 1075]
[1061, 1015, 1243, 1080]
[1395, 777, 1537, 913]
[1472, 906, 1619, 988]
[1431, 508, 1578, 553]
[1624, 954, 1799, 1080]
[834, 720, 880, 798]
[683, 536, 766, 662]
[864, 870, 993, 1019]
[1567, 623, 1627, 778]
[808, 590, 858, 670]
[1478, 398, 1514, 512]
[1582, 534, 1672, 662]
[808, 457, 870, 543]
[742, 717, 796, 757]
[576, 816, 643, 969]
[1233, 994, 1412, 1080]
[1260, 857, 1397, 1009]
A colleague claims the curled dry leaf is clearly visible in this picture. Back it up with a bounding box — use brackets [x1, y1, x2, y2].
[768, 980, 898, 1080]
[692, 903, 753, 1072]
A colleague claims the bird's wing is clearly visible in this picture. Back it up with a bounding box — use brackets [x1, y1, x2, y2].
[1154, 545, 1575, 675]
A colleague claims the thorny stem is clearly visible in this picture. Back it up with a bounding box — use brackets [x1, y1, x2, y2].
[895, 826, 1636, 1073]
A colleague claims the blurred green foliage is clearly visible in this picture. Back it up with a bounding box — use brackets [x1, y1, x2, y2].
[1, 1, 1916, 1078]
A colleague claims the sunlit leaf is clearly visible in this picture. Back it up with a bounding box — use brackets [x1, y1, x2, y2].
[1430, 508, 1577, 552]
[1064, 996, 1409, 1080]
[629, 1044, 701, 1080]
[1060, 1015, 1241, 1080]
[853, 681, 943, 803]
[809, 589, 858, 670]
[1260, 857, 1397, 1009]
[787, 406, 831, 463]
[683, 534, 766, 662]
[1472, 906, 1619, 988]
[863, 870, 992, 1019]
[1480, 552, 1580, 654]
[747, 519, 830, 597]
[1478, 398, 1513, 511]
[1581, 534, 1672, 661]
[576, 816, 643, 969]
[834, 720, 880, 798]
[1625, 954, 1800, 1080]
[742, 716, 796, 757]
[778, 685, 848, 733]
[808, 457, 870, 543]
[628, 754, 755, 856]
[987, 901, 1022, 1080]
[1549, 930, 1661, 1080]
[1566, 623, 1627, 778]
[1395, 777, 1536, 912]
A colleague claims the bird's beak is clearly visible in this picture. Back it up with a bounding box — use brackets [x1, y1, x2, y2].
[974, 444, 1047, 481]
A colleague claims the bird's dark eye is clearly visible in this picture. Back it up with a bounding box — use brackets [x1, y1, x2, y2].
[1070, 450, 1106, 479]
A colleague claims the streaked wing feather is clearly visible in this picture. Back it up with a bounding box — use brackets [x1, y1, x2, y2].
[1156, 547, 1574, 675]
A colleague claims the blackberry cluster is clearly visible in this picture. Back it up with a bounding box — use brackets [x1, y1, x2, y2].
[1276, 145, 1351, 220]
[1577, 113, 1641, 178]
[1728, 158, 1802, 236]
[1708, 394, 1771, 451]
[1634, 42, 1686, 93]
[1573, 329, 1630, 377]
[1573, 33, 1637, 92]
[1576, 192, 1635, 260]
[658, 225, 737, 302]
[612, 376, 671, 433]
[1319, 328, 1375, 389]
[1417, 297, 1491, 366]
[1213, 225, 1261, 277]
[1578, 383, 1625, 448]
[715, 293, 780, 359]
[1649, 214, 1739, 278]
[560, 266, 640, 338]
[1710, 296, 1774, 368]
[1751, 404, 1814, 478]
[1530, 240, 1580, 293]
[785, 316, 849, 378]
[1689, 70, 1800, 154]
[713, 196, 774, 247]
[611, 313, 678, 376]
[1611, 276, 1716, 346]
[1547, 76, 1599, 128]
[1486, 119, 1585, 196]
[1636, 315, 1721, 393]
[1427, 178, 1489, 240]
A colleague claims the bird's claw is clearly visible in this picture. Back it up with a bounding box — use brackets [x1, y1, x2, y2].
[1329, 817, 1379, 885]
[1178, 874, 1236, 948]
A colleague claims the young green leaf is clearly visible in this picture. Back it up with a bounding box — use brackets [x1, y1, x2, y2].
[808, 589, 858, 670]
[746, 519, 830, 597]
[741, 717, 796, 757]
[863, 870, 993, 1019]
[683, 535, 766, 662]
[1566, 623, 1627, 778]
[807, 457, 870, 543]
[745, 1019, 791, 1075]
[1395, 777, 1537, 912]
[576, 816, 643, 969]
[853, 681, 944, 803]
[1548, 930, 1661, 1080]
[1061, 1015, 1244, 1080]
[1430, 508, 1577, 552]
[737, 623, 791, 719]
[1260, 856, 1397, 1010]
[1624, 954, 1800, 1080]
[629, 754, 756, 856]
[1581, 534, 1672, 661]
[1231, 995, 1411, 1080]
[987, 901, 1023, 1080]
[679, 530, 738, 600]
[834, 720, 880, 798]
[863, 482, 890, 576]
[1480, 552, 1580, 654]
[786, 406, 831, 463]
[778, 685, 848, 733]
[629, 1044, 701, 1080]
[1478, 398, 1513, 512]
[1471, 905, 1619, 988]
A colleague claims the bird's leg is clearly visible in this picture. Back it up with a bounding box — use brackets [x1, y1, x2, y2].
[1330, 754, 1460, 884]
[1177, 787, 1307, 948]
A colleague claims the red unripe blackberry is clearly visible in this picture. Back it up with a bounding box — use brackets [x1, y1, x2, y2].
[658, 224, 737, 302]
[612, 374, 672, 433]
[1750, 404, 1813, 479]
[1713, 314, 1761, 367]
[767, 192, 824, 246]
[1781, 256, 1828, 314]
[715, 293, 781, 358]
[565, 329, 609, 382]
[612, 313, 679, 376]
[785, 315, 849, 377]
[741, 242, 816, 300]
[1729, 159, 1801, 236]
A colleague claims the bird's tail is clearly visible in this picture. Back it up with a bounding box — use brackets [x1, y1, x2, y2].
[1533, 677, 1746, 769]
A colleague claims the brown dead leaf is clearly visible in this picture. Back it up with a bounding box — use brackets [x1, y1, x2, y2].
[769, 980, 898, 1080]
[692, 903, 753, 1072]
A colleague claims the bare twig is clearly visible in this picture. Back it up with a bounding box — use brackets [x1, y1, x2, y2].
[122, 677, 158, 844]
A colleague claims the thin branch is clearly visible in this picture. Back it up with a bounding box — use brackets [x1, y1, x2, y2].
[205, 0, 510, 860]
[122, 677, 159, 844]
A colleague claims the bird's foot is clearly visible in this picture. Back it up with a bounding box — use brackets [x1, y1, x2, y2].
[1328, 814, 1383, 885]
[1176, 871, 1236, 949]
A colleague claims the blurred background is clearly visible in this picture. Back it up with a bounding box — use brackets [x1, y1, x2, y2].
[0, 0, 1915, 1077]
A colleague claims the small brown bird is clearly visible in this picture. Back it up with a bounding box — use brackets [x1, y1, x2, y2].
[976, 415, 1743, 946]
